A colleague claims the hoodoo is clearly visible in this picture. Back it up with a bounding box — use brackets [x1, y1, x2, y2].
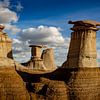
[25, 45, 46, 70]
[0, 25, 13, 59]
[62, 20, 100, 68]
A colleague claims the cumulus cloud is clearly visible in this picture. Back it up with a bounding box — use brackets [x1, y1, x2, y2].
[0, 0, 10, 8]
[13, 26, 66, 64]
[12, 35, 70, 66]
[0, 0, 21, 34]
[4, 24, 21, 34]
[19, 25, 65, 46]
[0, 8, 18, 23]
[12, 25, 71, 66]
[53, 37, 70, 65]
[0, 0, 68, 65]
[12, 38, 29, 53]
[12, 38, 31, 62]
[0, 0, 18, 23]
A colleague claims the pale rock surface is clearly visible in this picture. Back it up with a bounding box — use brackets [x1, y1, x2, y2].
[41, 48, 57, 70]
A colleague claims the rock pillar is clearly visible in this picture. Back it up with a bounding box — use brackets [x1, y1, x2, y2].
[41, 48, 57, 70]
[28, 45, 46, 70]
[0, 25, 13, 59]
[62, 20, 100, 68]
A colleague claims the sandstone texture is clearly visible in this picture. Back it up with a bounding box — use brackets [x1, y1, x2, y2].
[41, 48, 57, 70]
[68, 68, 100, 100]
[0, 68, 29, 100]
[0, 20, 100, 100]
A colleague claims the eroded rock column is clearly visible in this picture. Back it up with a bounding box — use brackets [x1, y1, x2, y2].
[62, 20, 100, 68]
[41, 48, 57, 70]
[28, 45, 46, 70]
[0, 25, 13, 59]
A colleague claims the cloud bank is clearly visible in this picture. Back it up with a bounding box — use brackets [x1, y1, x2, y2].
[13, 26, 70, 65]
[0, 0, 21, 34]
[19, 26, 64, 46]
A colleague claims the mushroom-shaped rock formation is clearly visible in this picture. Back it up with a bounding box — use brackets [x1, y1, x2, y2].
[68, 20, 100, 27]
[22, 45, 47, 70]
[62, 20, 100, 68]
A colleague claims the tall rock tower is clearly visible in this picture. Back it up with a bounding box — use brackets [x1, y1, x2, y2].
[0, 25, 13, 59]
[62, 20, 100, 68]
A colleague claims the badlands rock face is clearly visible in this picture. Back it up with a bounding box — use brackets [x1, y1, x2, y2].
[0, 25, 30, 99]
[41, 48, 57, 70]
[0, 20, 100, 100]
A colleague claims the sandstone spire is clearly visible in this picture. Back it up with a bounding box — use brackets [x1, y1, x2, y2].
[0, 25, 13, 59]
[41, 48, 57, 70]
[0, 25, 27, 69]
[62, 20, 100, 68]
[26, 45, 46, 70]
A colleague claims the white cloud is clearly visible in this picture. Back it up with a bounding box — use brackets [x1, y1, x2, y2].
[0, 0, 20, 34]
[19, 25, 65, 46]
[12, 38, 31, 63]
[13, 26, 66, 65]
[53, 37, 70, 66]
[4, 24, 21, 34]
[13, 51, 31, 63]
[0, 8, 18, 23]
[0, 0, 18, 23]
[13, 38, 22, 44]
[0, 0, 10, 8]
[0, 1, 69, 66]
[12, 36, 70, 66]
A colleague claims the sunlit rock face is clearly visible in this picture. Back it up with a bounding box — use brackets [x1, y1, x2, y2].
[41, 48, 57, 70]
[0, 20, 100, 100]
[62, 20, 100, 68]
[0, 25, 13, 59]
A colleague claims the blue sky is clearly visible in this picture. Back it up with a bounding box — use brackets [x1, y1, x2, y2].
[0, 0, 100, 66]
[15, 0, 100, 36]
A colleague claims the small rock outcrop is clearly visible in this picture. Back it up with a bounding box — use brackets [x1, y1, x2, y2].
[41, 48, 57, 70]
[62, 20, 100, 68]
